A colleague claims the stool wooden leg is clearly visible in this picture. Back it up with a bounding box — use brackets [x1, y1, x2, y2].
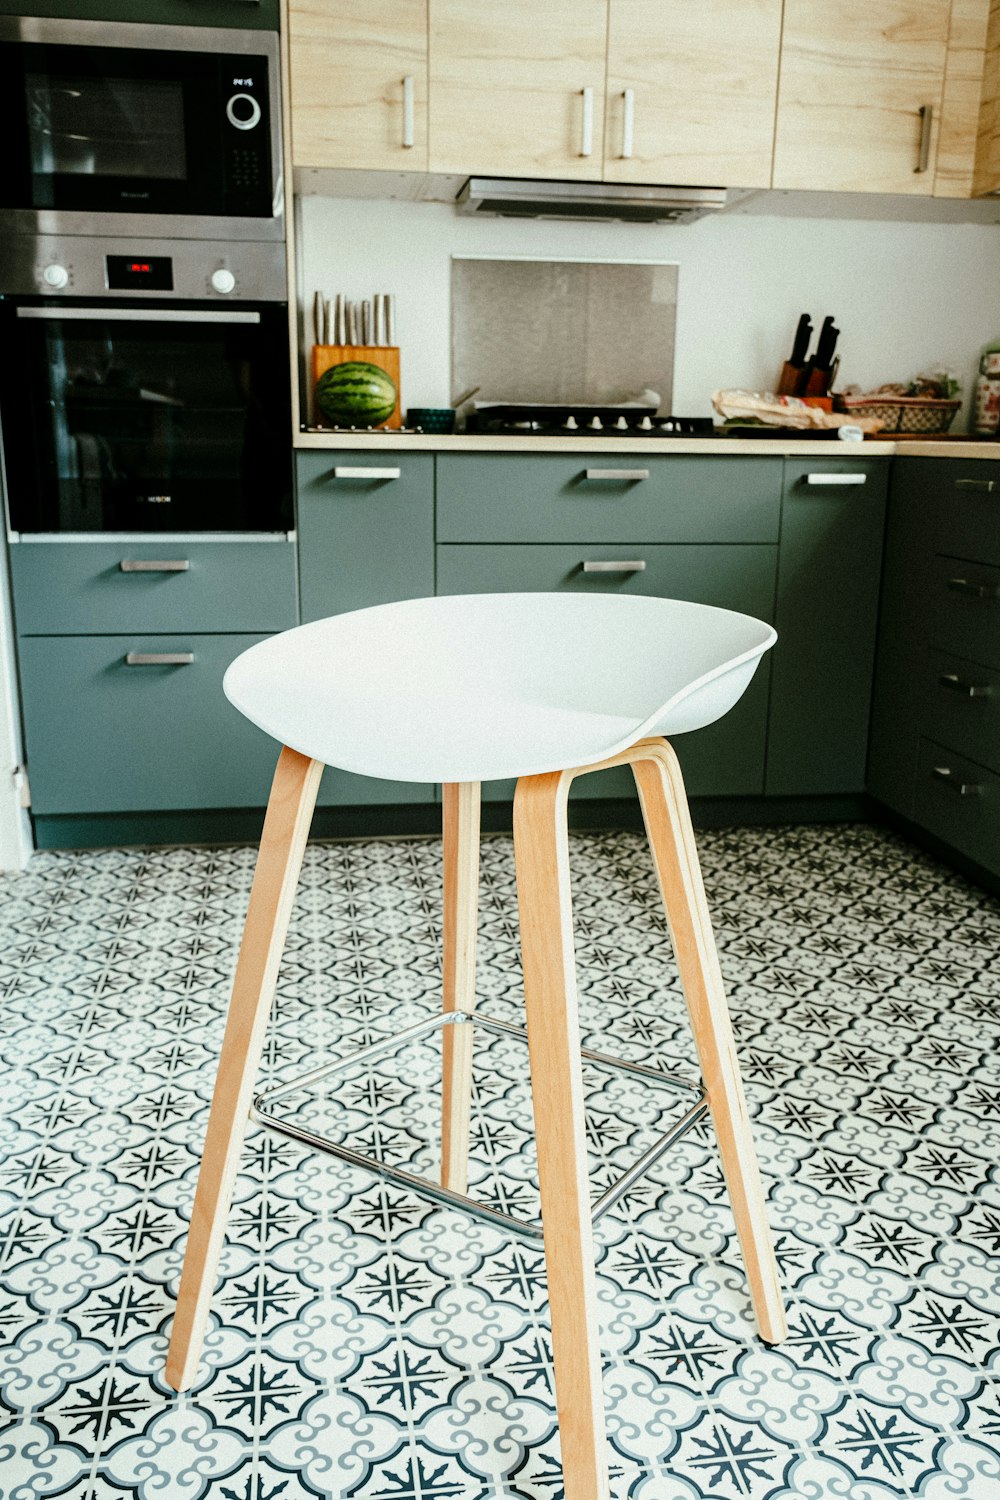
[440, 781, 481, 1194]
[165, 746, 323, 1392]
[514, 771, 610, 1500]
[632, 741, 787, 1345]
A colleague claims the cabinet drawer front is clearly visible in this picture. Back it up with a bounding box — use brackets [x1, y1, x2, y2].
[941, 467, 1000, 567]
[436, 456, 781, 544]
[929, 555, 1000, 667]
[914, 739, 1000, 878]
[9, 540, 297, 636]
[437, 542, 776, 800]
[924, 650, 1000, 777]
[19, 634, 283, 814]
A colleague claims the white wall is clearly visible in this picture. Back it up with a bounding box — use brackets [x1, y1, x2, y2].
[300, 195, 1000, 423]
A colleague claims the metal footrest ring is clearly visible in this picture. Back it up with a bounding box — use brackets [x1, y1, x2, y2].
[250, 1011, 708, 1244]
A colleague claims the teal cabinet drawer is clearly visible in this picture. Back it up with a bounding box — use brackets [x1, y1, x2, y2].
[9, 540, 297, 636]
[929, 555, 1000, 668]
[767, 459, 888, 796]
[297, 453, 434, 622]
[436, 456, 781, 544]
[914, 739, 1000, 877]
[923, 650, 1000, 776]
[19, 634, 283, 815]
[437, 542, 776, 800]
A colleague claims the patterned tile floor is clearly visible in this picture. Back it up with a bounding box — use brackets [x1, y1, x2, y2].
[1, 821, 999, 1499]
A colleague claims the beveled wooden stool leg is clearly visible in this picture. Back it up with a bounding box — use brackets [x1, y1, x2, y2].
[166, 746, 323, 1392]
[514, 770, 610, 1500]
[631, 739, 787, 1345]
[440, 781, 481, 1194]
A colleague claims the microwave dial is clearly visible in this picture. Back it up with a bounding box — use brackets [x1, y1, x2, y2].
[227, 93, 262, 132]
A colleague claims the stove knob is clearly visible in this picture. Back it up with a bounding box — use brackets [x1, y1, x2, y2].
[563, 415, 578, 429]
[41, 262, 69, 289]
[615, 415, 629, 430]
[211, 267, 237, 295]
[639, 415, 653, 431]
[589, 415, 603, 430]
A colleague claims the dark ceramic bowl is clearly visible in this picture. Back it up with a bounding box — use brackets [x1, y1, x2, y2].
[406, 407, 456, 434]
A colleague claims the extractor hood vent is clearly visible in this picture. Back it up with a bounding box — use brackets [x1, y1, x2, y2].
[456, 177, 727, 224]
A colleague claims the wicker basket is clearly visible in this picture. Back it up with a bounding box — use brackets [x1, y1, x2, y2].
[840, 395, 960, 434]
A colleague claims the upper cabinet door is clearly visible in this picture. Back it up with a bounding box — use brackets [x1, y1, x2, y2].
[289, 0, 429, 171]
[427, 0, 608, 179]
[603, 1, 783, 188]
[773, 2, 953, 194]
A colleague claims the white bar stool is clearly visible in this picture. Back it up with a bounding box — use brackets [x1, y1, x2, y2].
[165, 592, 788, 1500]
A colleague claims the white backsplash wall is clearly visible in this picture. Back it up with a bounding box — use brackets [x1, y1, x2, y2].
[299, 194, 1000, 423]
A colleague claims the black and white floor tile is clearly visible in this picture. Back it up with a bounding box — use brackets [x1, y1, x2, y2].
[1, 821, 999, 1498]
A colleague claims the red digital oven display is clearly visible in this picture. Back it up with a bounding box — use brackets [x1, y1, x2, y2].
[106, 255, 173, 291]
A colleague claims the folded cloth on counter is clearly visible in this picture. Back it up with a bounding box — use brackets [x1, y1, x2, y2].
[712, 389, 880, 432]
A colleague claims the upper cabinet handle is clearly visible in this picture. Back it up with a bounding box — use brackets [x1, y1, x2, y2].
[402, 75, 415, 149]
[621, 89, 635, 159]
[916, 104, 933, 173]
[584, 467, 649, 482]
[119, 559, 190, 573]
[580, 86, 594, 158]
[805, 473, 867, 486]
[954, 477, 996, 493]
[332, 466, 401, 480]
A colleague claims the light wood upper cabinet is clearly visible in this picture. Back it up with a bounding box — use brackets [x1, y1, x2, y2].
[288, 0, 429, 171]
[974, 1, 1000, 192]
[773, 2, 953, 195]
[603, 1, 783, 188]
[427, 0, 608, 179]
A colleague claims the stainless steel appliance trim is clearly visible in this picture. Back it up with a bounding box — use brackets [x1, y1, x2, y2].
[805, 473, 867, 485]
[332, 466, 402, 480]
[583, 560, 647, 573]
[10, 532, 295, 543]
[125, 651, 195, 666]
[584, 468, 650, 481]
[4, 209, 283, 242]
[17, 307, 261, 323]
[0, 16, 279, 58]
[932, 765, 982, 796]
[119, 559, 190, 573]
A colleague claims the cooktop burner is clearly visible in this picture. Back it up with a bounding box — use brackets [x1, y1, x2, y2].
[465, 404, 714, 438]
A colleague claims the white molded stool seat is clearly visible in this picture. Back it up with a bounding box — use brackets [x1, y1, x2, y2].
[224, 592, 776, 784]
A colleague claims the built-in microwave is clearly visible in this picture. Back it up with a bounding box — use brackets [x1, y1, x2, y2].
[0, 16, 282, 241]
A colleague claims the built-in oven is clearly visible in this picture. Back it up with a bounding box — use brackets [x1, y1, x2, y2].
[0, 16, 281, 242]
[0, 242, 292, 536]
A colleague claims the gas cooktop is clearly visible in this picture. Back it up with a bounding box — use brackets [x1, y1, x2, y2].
[464, 403, 714, 438]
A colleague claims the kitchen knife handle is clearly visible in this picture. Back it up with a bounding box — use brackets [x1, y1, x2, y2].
[119, 559, 190, 573]
[583, 560, 646, 573]
[332, 466, 401, 480]
[947, 576, 999, 600]
[621, 89, 635, 159]
[125, 651, 194, 666]
[916, 104, 933, 173]
[402, 75, 415, 149]
[938, 672, 992, 699]
[932, 765, 981, 797]
[954, 477, 996, 493]
[580, 86, 594, 157]
[583, 468, 649, 481]
[805, 473, 867, 486]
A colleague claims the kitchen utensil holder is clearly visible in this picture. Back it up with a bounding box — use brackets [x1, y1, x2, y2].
[312, 344, 402, 430]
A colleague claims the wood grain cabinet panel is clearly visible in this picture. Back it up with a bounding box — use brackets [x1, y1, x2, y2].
[935, 0, 990, 197]
[974, 1, 1000, 193]
[427, 0, 608, 179]
[773, 1, 953, 194]
[603, 0, 783, 188]
[288, 0, 428, 170]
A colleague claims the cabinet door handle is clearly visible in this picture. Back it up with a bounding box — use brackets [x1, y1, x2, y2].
[583, 467, 649, 482]
[580, 86, 594, 157]
[932, 765, 981, 796]
[119, 559, 190, 573]
[402, 75, 415, 149]
[125, 651, 194, 666]
[916, 103, 933, 173]
[805, 473, 867, 486]
[954, 477, 996, 493]
[938, 672, 992, 699]
[947, 577, 999, 600]
[332, 466, 401, 480]
[583, 559, 646, 573]
[621, 88, 635, 159]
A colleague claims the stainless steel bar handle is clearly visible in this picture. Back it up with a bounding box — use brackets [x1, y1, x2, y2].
[916, 104, 933, 173]
[125, 651, 194, 666]
[119, 559, 190, 573]
[939, 672, 991, 698]
[947, 577, 999, 599]
[805, 473, 867, 486]
[402, 75, 415, 149]
[583, 467, 650, 481]
[954, 477, 996, 493]
[17, 307, 260, 324]
[932, 765, 981, 796]
[583, 560, 646, 573]
[621, 89, 635, 159]
[580, 86, 594, 157]
[332, 466, 402, 480]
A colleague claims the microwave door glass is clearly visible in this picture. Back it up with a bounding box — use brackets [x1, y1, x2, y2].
[26, 72, 187, 183]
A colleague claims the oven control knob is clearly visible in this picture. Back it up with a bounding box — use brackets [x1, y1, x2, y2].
[227, 92, 262, 131]
[41, 262, 69, 289]
[211, 268, 237, 295]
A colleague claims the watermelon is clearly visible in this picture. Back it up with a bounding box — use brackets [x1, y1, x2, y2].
[315, 361, 397, 427]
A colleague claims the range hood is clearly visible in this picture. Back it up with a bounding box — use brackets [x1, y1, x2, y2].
[456, 177, 727, 224]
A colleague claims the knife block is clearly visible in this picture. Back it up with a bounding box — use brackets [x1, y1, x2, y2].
[311, 345, 402, 429]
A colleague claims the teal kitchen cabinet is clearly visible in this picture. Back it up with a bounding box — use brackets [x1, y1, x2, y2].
[296, 451, 435, 806]
[0, 1, 281, 26]
[766, 458, 889, 796]
[438, 541, 777, 801]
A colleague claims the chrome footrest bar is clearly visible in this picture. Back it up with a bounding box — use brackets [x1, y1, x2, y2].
[251, 1010, 708, 1244]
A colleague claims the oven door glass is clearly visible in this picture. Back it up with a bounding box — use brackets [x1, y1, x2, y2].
[2, 301, 292, 533]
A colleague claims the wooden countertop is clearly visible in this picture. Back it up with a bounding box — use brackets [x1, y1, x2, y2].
[295, 430, 1000, 458]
